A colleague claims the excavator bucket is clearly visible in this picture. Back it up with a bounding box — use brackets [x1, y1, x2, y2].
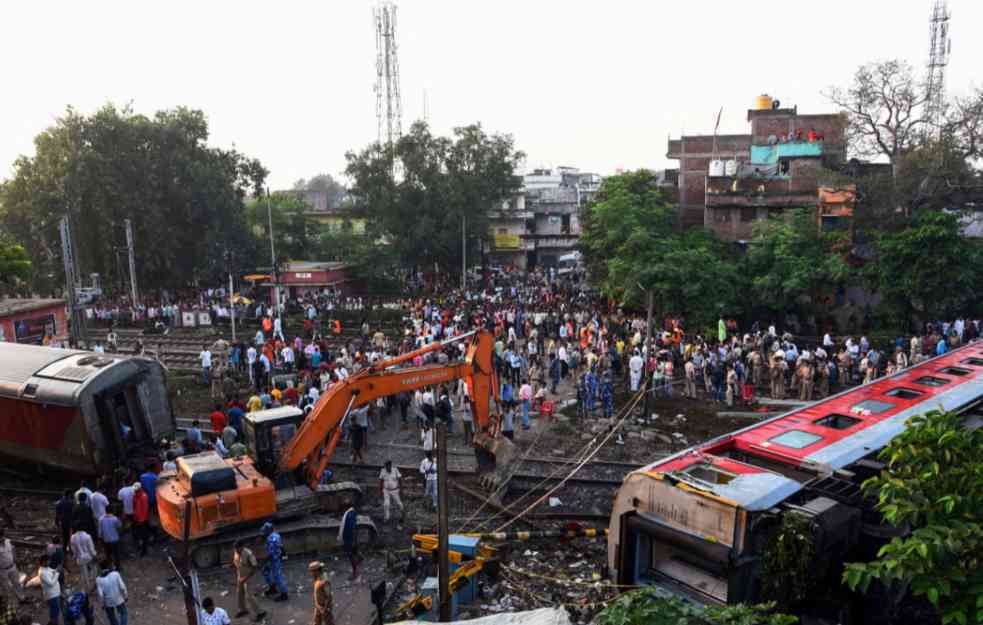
[474, 432, 517, 490]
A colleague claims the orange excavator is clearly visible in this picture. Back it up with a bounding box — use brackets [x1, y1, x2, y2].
[157, 329, 515, 567]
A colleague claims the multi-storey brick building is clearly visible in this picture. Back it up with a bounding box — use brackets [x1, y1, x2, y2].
[667, 97, 847, 240]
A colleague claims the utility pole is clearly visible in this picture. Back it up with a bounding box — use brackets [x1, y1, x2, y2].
[59, 216, 81, 347]
[124, 218, 138, 305]
[436, 423, 451, 622]
[229, 272, 236, 342]
[461, 215, 467, 291]
[642, 288, 654, 419]
[266, 188, 280, 315]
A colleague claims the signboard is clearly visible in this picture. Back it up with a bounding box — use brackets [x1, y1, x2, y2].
[644, 479, 736, 546]
[493, 233, 521, 251]
[197, 313, 212, 327]
[181, 312, 197, 327]
[14, 314, 56, 345]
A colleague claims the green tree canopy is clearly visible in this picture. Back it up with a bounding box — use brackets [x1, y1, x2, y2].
[0, 237, 32, 296]
[345, 121, 523, 273]
[0, 104, 267, 294]
[843, 409, 983, 625]
[596, 590, 796, 625]
[744, 208, 853, 329]
[580, 169, 742, 332]
[864, 210, 983, 329]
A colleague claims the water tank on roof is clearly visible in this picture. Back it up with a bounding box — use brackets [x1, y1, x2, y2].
[709, 160, 725, 176]
[725, 160, 738, 176]
[754, 94, 773, 110]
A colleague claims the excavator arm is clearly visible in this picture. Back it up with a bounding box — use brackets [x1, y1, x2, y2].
[278, 330, 505, 488]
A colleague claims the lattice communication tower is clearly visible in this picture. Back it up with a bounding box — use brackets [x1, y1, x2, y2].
[925, 0, 951, 131]
[374, 2, 403, 152]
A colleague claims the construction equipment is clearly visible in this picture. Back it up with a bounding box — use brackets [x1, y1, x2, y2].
[157, 329, 514, 567]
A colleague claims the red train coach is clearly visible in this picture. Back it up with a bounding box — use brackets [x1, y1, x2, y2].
[609, 341, 983, 612]
[0, 342, 174, 476]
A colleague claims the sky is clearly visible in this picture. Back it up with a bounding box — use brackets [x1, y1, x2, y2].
[2, 0, 981, 190]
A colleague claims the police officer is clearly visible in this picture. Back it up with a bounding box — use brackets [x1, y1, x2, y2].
[261, 522, 288, 601]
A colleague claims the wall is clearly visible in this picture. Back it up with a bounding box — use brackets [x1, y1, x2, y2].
[0, 302, 68, 344]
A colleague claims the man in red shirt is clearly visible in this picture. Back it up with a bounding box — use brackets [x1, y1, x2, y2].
[209, 404, 227, 433]
[132, 483, 150, 557]
[284, 386, 299, 405]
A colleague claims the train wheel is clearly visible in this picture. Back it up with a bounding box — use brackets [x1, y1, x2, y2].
[192, 545, 220, 569]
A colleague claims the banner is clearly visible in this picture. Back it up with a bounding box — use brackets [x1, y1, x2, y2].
[493, 233, 521, 250]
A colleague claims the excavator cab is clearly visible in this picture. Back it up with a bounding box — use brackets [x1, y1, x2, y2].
[241, 406, 304, 480]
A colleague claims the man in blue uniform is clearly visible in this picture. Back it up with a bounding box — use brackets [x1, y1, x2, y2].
[261, 522, 288, 601]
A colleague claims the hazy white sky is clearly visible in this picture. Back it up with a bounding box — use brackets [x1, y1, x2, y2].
[2, 0, 980, 189]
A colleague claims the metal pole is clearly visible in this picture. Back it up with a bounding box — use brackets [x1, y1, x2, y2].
[643, 289, 654, 418]
[436, 423, 451, 622]
[181, 500, 200, 625]
[229, 272, 236, 342]
[125, 218, 138, 305]
[266, 188, 279, 315]
[461, 214, 466, 291]
[59, 216, 80, 348]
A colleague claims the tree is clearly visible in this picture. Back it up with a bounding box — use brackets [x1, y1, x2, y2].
[596, 590, 796, 625]
[245, 191, 313, 264]
[842, 409, 983, 625]
[864, 210, 983, 329]
[345, 121, 523, 273]
[0, 104, 266, 294]
[581, 170, 742, 331]
[825, 60, 931, 176]
[744, 209, 853, 330]
[0, 237, 31, 295]
[293, 173, 346, 209]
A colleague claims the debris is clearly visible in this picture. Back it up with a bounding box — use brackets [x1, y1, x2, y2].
[548, 497, 562, 507]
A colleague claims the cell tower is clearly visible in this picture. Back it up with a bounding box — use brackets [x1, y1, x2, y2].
[374, 2, 403, 153]
[925, 0, 951, 131]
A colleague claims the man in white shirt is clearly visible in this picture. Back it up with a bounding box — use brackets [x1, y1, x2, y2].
[628, 350, 644, 392]
[70, 528, 98, 591]
[378, 460, 404, 523]
[117, 484, 136, 524]
[89, 487, 109, 526]
[419, 452, 438, 510]
[96, 564, 128, 625]
[200, 345, 213, 386]
[273, 316, 285, 341]
[281, 345, 294, 372]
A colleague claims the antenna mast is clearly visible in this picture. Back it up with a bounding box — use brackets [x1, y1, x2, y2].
[374, 2, 403, 157]
[925, 0, 951, 134]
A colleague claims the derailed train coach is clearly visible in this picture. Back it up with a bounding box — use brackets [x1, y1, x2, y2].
[0, 342, 174, 475]
[608, 341, 983, 620]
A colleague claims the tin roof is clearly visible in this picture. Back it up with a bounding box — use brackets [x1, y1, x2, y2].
[0, 298, 65, 317]
[0, 343, 85, 387]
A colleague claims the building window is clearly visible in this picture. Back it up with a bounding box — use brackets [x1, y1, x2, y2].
[714, 210, 729, 223]
[740, 207, 756, 222]
[498, 228, 508, 235]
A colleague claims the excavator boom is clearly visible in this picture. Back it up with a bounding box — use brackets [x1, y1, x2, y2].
[278, 330, 502, 485]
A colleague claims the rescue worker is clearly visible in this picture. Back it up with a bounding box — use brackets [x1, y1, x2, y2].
[232, 540, 265, 622]
[683, 358, 697, 399]
[799, 360, 814, 401]
[378, 460, 404, 524]
[817, 358, 831, 398]
[725, 365, 738, 407]
[309, 561, 334, 625]
[749, 349, 764, 389]
[419, 452, 438, 510]
[261, 522, 288, 602]
[627, 349, 643, 392]
[770, 354, 786, 399]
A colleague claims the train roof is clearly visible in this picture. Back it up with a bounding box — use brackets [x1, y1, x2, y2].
[637, 341, 983, 509]
[0, 342, 162, 404]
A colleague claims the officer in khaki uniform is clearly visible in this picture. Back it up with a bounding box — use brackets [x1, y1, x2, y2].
[683, 359, 697, 399]
[770, 355, 786, 399]
[309, 561, 334, 625]
[799, 361, 814, 401]
[233, 540, 266, 621]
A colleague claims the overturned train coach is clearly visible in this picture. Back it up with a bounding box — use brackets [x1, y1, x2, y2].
[609, 341, 983, 612]
[0, 342, 174, 475]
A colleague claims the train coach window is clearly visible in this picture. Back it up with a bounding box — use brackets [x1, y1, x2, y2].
[914, 376, 948, 387]
[961, 358, 983, 367]
[851, 399, 895, 414]
[814, 414, 861, 430]
[884, 388, 923, 400]
[682, 463, 737, 485]
[769, 430, 823, 449]
[939, 366, 971, 377]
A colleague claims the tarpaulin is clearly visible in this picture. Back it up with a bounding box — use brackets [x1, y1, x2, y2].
[751, 142, 823, 164]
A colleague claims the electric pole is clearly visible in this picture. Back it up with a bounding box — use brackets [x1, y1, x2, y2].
[125, 219, 138, 305]
[266, 188, 280, 315]
[59, 216, 81, 347]
[461, 215, 467, 291]
[436, 422, 451, 621]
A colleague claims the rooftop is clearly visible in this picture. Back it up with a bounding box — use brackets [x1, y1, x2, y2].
[0, 298, 66, 317]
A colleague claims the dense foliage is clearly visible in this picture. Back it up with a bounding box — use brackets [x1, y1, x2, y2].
[345, 120, 523, 273]
[843, 410, 983, 625]
[0, 238, 31, 295]
[580, 170, 742, 331]
[596, 591, 796, 625]
[0, 104, 266, 294]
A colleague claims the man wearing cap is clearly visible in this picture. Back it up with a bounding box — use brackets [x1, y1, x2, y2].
[378, 461, 403, 524]
[309, 561, 333, 625]
[261, 522, 288, 601]
[232, 540, 265, 622]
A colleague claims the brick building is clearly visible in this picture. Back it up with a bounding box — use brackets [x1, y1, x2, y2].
[0, 299, 68, 345]
[667, 97, 847, 240]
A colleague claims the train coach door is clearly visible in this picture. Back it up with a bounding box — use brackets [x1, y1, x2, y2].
[94, 382, 149, 461]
